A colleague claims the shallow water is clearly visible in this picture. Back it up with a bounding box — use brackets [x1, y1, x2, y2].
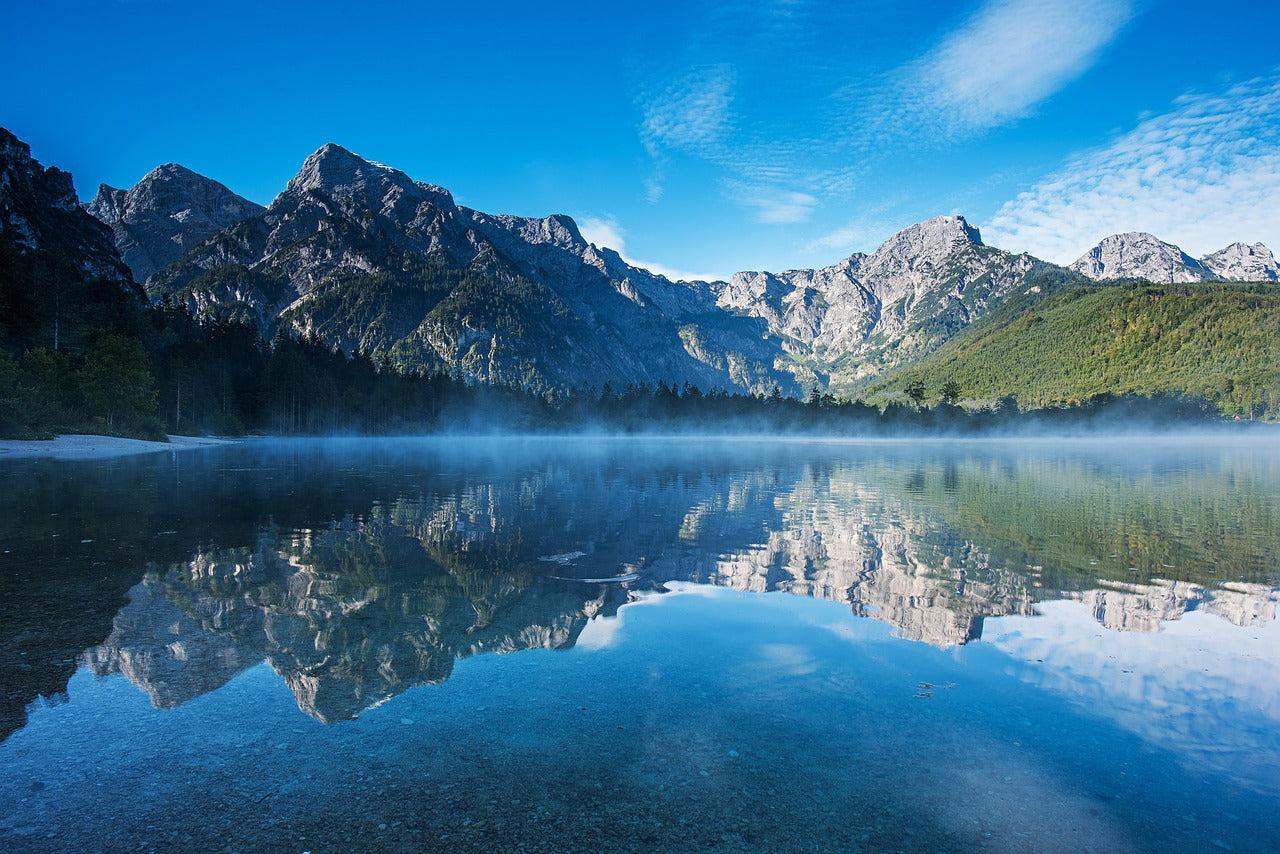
[1, 436, 1278, 852]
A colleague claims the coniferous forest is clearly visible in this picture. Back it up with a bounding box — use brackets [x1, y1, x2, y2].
[0, 238, 1243, 440]
[1, 122, 1275, 441]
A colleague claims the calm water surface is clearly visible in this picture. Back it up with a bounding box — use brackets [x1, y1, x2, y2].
[1, 436, 1278, 852]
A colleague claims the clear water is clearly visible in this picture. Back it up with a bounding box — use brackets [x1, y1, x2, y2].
[1, 436, 1278, 852]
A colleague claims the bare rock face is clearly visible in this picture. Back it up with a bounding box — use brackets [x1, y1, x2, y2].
[1069, 232, 1280, 283]
[1201, 242, 1280, 282]
[148, 143, 791, 394]
[86, 163, 264, 286]
[1070, 232, 1213, 283]
[717, 216, 1044, 387]
[0, 127, 133, 284]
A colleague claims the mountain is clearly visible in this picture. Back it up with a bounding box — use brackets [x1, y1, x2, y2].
[717, 216, 1081, 391]
[67, 137, 1277, 398]
[0, 128, 146, 363]
[0, 128, 133, 285]
[146, 143, 788, 394]
[864, 280, 1280, 419]
[137, 146, 1077, 394]
[86, 163, 264, 286]
[1202, 242, 1280, 282]
[1071, 232, 1280, 283]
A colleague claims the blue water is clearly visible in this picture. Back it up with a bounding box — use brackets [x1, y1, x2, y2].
[1, 437, 1278, 852]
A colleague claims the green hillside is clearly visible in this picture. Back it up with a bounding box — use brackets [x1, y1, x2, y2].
[864, 281, 1280, 419]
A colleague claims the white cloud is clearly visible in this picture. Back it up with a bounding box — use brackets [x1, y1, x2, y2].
[729, 183, 819, 224]
[643, 175, 664, 204]
[577, 215, 627, 255]
[577, 214, 728, 283]
[894, 0, 1135, 137]
[985, 73, 1280, 263]
[639, 65, 736, 156]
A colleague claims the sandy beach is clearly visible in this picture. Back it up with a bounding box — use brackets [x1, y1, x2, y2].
[0, 434, 235, 460]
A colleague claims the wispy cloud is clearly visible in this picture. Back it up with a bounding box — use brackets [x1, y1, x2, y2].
[637, 64, 736, 205]
[985, 73, 1280, 263]
[875, 0, 1135, 139]
[577, 216, 628, 256]
[639, 65, 736, 157]
[728, 182, 819, 224]
[578, 214, 728, 282]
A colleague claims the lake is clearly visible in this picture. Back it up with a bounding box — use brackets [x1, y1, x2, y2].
[1, 436, 1278, 852]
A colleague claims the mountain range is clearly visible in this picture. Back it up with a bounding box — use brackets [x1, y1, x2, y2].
[1069, 231, 1279, 283]
[77, 138, 1279, 396]
[2, 125, 1277, 404]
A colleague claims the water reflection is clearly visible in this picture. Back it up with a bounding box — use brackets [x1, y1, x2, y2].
[51, 438, 1279, 723]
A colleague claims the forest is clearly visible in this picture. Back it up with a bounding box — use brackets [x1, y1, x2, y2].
[866, 281, 1280, 419]
[0, 238, 1257, 441]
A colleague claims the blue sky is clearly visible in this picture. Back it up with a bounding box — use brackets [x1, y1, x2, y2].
[3, 0, 1278, 280]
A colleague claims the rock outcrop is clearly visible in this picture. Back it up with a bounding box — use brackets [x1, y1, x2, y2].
[716, 216, 1051, 386]
[1201, 242, 1280, 282]
[0, 128, 134, 285]
[86, 163, 263, 285]
[1072, 232, 1280, 283]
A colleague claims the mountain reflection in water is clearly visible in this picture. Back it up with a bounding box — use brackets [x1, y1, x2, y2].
[65, 438, 1280, 724]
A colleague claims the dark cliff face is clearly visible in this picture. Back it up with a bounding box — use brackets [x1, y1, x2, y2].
[86, 163, 265, 285]
[0, 128, 136, 287]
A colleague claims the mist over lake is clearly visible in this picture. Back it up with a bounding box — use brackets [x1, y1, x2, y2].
[1, 436, 1277, 852]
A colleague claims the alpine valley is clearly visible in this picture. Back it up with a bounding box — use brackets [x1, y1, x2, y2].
[3, 126, 1280, 428]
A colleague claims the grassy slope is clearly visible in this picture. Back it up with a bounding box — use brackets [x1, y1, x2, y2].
[864, 281, 1280, 418]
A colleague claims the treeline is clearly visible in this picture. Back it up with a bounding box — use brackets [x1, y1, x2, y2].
[552, 384, 1225, 435]
[0, 296, 546, 439]
[0, 240, 542, 438]
[0, 240, 1250, 440]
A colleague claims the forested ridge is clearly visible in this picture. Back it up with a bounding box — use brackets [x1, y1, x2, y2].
[866, 281, 1280, 419]
[2, 232, 1273, 439]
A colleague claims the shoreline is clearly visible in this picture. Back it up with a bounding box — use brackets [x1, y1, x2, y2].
[0, 434, 236, 461]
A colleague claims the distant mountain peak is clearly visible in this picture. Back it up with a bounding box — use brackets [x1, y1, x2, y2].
[282, 142, 455, 212]
[147, 162, 199, 179]
[287, 142, 402, 193]
[862, 215, 985, 277]
[1069, 232, 1278, 283]
[1201, 241, 1279, 282]
[911, 214, 983, 246]
[85, 160, 264, 284]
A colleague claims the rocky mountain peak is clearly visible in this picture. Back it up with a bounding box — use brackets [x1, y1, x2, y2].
[479, 211, 587, 250]
[282, 142, 455, 213]
[1201, 241, 1279, 282]
[1070, 232, 1212, 283]
[544, 213, 584, 245]
[0, 127, 28, 159]
[0, 128, 79, 213]
[864, 215, 984, 273]
[0, 126, 133, 283]
[85, 160, 265, 285]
